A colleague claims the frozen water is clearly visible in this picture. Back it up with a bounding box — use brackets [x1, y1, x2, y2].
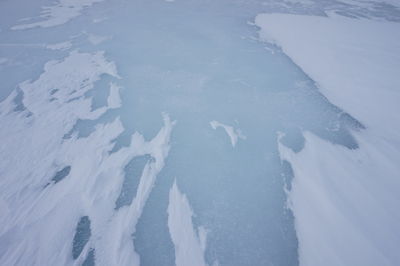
[0, 0, 398, 265]
[73, 216, 92, 260]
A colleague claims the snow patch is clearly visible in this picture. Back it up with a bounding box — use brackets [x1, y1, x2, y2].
[278, 131, 400, 266]
[46, 41, 72, 51]
[168, 180, 207, 266]
[0, 50, 175, 265]
[210, 120, 246, 147]
[11, 0, 104, 30]
[107, 83, 122, 109]
[257, 13, 400, 266]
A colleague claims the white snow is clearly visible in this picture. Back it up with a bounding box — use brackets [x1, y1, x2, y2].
[255, 14, 400, 141]
[168, 180, 207, 266]
[256, 13, 400, 266]
[0, 50, 175, 265]
[107, 83, 122, 109]
[338, 0, 400, 9]
[210, 120, 246, 147]
[11, 0, 104, 30]
[46, 41, 72, 51]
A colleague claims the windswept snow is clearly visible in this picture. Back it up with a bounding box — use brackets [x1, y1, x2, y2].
[168, 181, 207, 266]
[46, 41, 72, 51]
[2, 0, 400, 265]
[256, 13, 400, 266]
[11, 0, 104, 30]
[107, 83, 122, 109]
[210, 120, 246, 147]
[0, 49, 175, 265]
[255, 14, 400, 140]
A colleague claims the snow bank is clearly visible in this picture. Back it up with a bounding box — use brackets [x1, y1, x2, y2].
[168, 181, 207, 266]
[256, 13, 400, 266]
[256, 14, 400, 142]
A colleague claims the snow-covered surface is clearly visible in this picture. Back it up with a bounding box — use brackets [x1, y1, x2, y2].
[256, 14, 400, 141]
[1, 0, 400, 265]
[256, 13, 400, 266]
[107, 83, 122, 109]
[11, 0, 104, 30]
[0, 50, 175, 265]
[168, 181, 207, 266]
[46, 41, 72, 51]
[210, 120, 246, 147]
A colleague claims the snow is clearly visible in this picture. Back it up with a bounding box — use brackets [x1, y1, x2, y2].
[107, 83, 122, 109]
[0, 50, 175, 265]
[11, 0, 104, 30]
[255, 14, 400, 141]
[279, 131, 400, 266]
[256, 13, 400, 266]
[2, 0, 400, 264]
[168, 180, 207, 266]
[210, 120, 246, 147]
[46, 41, 72, 51]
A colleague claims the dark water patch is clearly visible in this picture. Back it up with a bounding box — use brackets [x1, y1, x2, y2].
[72, 216, 91, 260]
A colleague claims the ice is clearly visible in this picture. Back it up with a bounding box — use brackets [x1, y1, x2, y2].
[11, 0, 104, 30]
[72, 216, 91, 260]
[1, 0, 399, 265]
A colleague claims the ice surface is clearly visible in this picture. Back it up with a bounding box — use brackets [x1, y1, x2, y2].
[1, 0, 399, 265]
[11, 0, 104, 30]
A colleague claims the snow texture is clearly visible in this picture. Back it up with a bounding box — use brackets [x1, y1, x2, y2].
[210, 120, 246, 147]
[46, 41, 72, 51]
[168, 181, 207, 266]
[256, 13, 400, 266]
[11, 0, 104, 30]
[0, 50, 175, 265]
